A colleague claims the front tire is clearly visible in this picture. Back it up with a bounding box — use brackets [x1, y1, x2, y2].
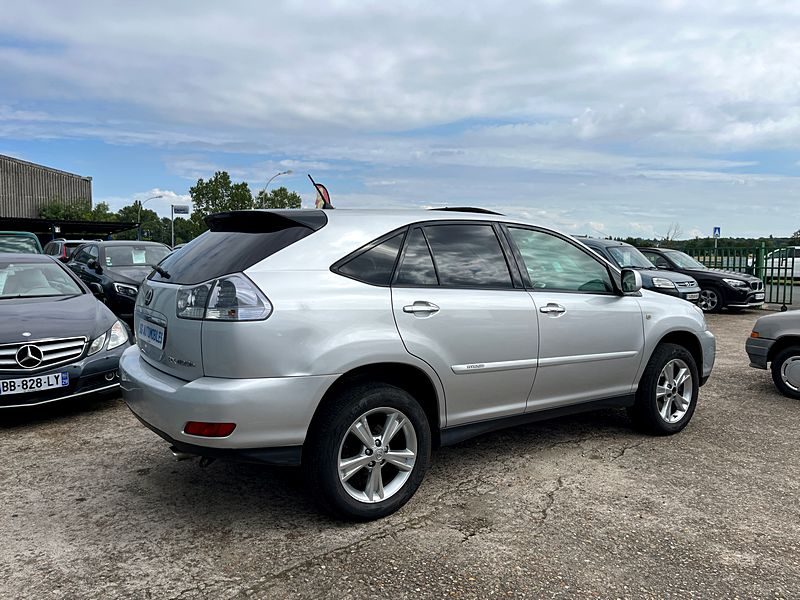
[305, 383, 431, 521]
[770, 346, 800, 400]
[629, 343, 699, 435]
[698, 286, 722, 313]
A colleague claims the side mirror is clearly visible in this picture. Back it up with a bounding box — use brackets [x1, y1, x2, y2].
[88, 283, 104, 297]
[621, 269, 642, 295]
[87, 259, 102, 273]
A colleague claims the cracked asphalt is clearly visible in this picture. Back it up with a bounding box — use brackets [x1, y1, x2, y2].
[1, 312, 799, 599]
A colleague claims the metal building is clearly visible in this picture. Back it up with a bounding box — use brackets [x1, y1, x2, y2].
[0, 154, 92, 218]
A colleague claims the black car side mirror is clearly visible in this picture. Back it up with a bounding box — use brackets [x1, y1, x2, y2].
[88, 283, 104, 297]
[87, 259, 103, 273]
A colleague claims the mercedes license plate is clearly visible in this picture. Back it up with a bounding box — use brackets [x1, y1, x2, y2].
[138, 320, 166, 350]
[0, 372, 69, 396]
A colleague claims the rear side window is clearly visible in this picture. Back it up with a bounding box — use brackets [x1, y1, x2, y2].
[423, 224, 513, 288]
[152, 211, 327, 285]
[337, 232, 405, 285]
[0, 236, 40, 254]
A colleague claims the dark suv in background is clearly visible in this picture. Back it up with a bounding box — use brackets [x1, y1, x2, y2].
[579, 238, 700, 304]
[640, 247, 764, 313]
[68, 241, 171, 323]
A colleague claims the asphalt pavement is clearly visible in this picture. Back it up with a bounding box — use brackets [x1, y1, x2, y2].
[1, 311, 798, 599]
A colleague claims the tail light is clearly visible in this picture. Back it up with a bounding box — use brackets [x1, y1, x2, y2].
[176, 273, 272, 321]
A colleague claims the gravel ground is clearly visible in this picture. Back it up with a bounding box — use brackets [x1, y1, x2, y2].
[1, 312, 799, 599]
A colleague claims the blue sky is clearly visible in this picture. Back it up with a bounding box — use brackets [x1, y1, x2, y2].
[2, 1, 800, 238]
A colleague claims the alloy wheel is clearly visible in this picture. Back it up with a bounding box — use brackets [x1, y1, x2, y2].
[698, 289, 718, 312]
[780, 355, 800, 392]
[337, 407, 418, 504]
[656, 358, 693, 423]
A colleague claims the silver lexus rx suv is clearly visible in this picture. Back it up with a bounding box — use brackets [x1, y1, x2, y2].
[120, 208, 716, 520]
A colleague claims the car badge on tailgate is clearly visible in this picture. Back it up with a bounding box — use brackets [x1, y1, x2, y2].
[144, 288, 154, 306]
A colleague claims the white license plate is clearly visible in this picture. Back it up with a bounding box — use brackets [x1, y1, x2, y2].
[0, 372, 69, 396]
[755, 293, 765, 300]
[686, 293, 699, 300]
[138, 320, 166, 350]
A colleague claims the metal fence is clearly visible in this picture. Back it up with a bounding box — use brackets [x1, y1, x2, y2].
[682, 244, 795, 309]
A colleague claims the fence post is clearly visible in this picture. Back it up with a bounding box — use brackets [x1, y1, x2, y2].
[757, 241, 765, 280]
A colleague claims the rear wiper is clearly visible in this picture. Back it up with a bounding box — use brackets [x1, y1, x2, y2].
[152, 265, 171, 279]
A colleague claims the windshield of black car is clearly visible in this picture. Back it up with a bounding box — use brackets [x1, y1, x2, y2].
[663, 250, 707, 270]
[0, 262, 83, 298]
[606, 246, 655, 269]
[104, 245, 170, 267]
[0, 236, 39, 253]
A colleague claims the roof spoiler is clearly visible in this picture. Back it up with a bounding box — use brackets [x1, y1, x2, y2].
[205, 210, 328, 233]
[429, 207, 504, 215]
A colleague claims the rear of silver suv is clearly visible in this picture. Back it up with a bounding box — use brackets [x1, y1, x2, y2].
[121, 208, 715, 520]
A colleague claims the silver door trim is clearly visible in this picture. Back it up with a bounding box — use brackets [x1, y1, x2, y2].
[538, 350, 638, 368]
[451, 357, 539, 374]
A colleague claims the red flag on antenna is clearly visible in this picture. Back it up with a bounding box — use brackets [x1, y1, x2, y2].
[308, 174, 334, 209]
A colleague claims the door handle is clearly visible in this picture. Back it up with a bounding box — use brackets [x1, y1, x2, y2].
[539, 303, 566, 314]
[403, 301, 440, 315]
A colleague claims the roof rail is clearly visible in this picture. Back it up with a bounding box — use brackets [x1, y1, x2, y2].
[429, 207, 504, 215]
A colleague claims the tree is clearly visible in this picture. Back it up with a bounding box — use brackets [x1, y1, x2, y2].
[254, 186, 302, 209]
[39, 200, 92, 220]
[661, 222, 683, 245]
[792, 229, 800, 240]
[189, 171, 253, 234]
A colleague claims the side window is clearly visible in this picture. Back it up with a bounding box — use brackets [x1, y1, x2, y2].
[395, 227, 438, 286]
[44, 243, 56, 255]
[643, 251, 670, 270]
[507, 227, 613, 293]
[88, 246, 99, 262]
[422, 224, 513, 288]
[337, 232, 405, 285]
[72, 246, 90, 263]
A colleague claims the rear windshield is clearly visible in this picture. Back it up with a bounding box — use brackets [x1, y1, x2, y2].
[0, 235, 41, 254]
[150, 210, 326, 285]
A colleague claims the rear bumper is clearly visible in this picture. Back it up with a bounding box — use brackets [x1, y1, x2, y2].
[745, 337, 774, 369]
[119, 346, 338, 451]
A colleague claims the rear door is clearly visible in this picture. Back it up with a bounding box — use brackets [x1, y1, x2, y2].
[504, 226, 644, 411]
[391, 222, 539, 427]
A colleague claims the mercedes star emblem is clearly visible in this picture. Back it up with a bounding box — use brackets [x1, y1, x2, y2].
[16, 344, 44, 369]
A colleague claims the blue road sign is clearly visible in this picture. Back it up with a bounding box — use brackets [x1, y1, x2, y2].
[713, 227, 721, 238]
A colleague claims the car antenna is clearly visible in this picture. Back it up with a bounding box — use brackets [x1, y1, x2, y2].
[308, 174, 334, 209]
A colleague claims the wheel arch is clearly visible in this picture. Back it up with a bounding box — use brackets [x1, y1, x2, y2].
[767, 335, 800, 363]
[310, 362, 443, 447]
[654, 330, 703, 376]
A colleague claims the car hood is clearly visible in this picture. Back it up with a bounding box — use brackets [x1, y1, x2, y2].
[0, 294, 116, 344]
[104, 266, 154, 285]
[683, 268, 761, 282]
[633, 268, 696, 284]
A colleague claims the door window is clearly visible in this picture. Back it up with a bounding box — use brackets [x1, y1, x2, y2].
[395, 228, 438, 286]
[422, 224, 513, 288]
[507, 228, 613, 293]
[642, 251, 670, 269]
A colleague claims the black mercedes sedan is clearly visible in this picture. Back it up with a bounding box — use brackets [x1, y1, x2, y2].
[68, 241, 170, 324]
[579, 238, 701, 303]
[640, 247, 765, 313]
[0, 254, 131, 409]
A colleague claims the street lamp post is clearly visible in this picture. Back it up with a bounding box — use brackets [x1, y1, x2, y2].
[137, 195, 163, 240]
[260, 169, 293, 200]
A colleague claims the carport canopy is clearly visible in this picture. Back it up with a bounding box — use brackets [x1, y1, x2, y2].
[0, 216, 138, 241]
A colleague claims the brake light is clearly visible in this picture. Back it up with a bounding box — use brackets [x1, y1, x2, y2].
[184, 422, 237, 437]
[176, 273, 272, 321]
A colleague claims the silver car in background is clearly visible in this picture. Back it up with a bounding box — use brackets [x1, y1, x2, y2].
[120, 208, 715, 520]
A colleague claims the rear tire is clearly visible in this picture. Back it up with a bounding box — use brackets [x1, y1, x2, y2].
[770, 346, 800, 400]
[629, 343, 699, 435]
[698, 286, 723, 313]
[304, 382, 431, 521]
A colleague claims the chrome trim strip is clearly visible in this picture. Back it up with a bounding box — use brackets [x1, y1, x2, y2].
[538, 350, 639, 367]
[0, 383, 119, 409]
[452, 358, 539, 374]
